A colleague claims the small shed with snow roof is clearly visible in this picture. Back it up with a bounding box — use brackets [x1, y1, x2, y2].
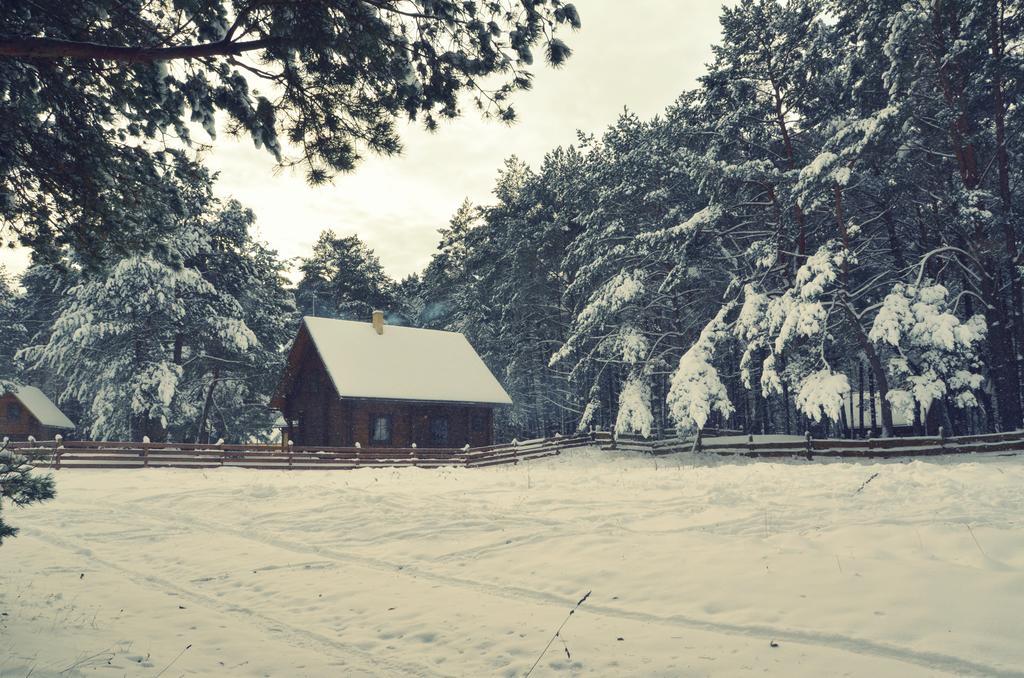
[1, 384, 75, 441]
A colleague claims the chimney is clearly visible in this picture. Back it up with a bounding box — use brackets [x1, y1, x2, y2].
[372, 309, 384, 335]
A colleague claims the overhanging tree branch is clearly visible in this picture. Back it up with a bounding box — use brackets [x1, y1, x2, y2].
[0, 36, 279, 62]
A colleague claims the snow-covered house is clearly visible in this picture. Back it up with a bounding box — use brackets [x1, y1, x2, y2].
[0, 384, 75, 441]
[270, 313, 511, 448]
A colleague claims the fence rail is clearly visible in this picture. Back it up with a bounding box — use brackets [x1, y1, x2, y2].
[8, 426, 1022, 472]
[7, 433, 596, 471]
[595, 428, 1024, 458]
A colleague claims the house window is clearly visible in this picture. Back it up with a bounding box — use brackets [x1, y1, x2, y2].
[371, 415, 392, 445]
[6, 402, 21, 422]
[470, 410, 487, 433]
[430, 416, 449, 446]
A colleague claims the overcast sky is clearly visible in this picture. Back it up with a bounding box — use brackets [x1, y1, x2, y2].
[2, 1, 726, 281]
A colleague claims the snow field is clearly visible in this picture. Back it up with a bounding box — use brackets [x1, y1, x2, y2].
[2, 448, 1023, 676]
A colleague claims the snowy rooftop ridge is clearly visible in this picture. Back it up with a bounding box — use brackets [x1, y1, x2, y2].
[299, 316, 512, 406]
[4, 383, 75, 429]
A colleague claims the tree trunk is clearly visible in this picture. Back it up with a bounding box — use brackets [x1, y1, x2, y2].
[847, 379, 855, 439]
[882, 209, 907, 270]
[173, 333, 184, 364]
[990, 0, 1024, 418]
[781, 378, 791, 435]
[858, 361, 865, 435]
[933, 2, 1022, 429]
[771, 83, 807, 259]
[836, 185, 882, 439]
[863, 339, 892, 437]
[981, 274, 1022, 430]
[869, 367, 878, 436]
[195, 366, 220, 444]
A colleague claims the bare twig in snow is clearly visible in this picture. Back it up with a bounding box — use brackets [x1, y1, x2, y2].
[965, 524, 988, 559]
[525, 591, 591, 677]
[854, 472, 879, 494]
[59, 648, 113, 674]
[154, 644, 191, 678]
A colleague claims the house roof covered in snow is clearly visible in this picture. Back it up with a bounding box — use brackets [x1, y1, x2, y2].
[271, 316, 512, 407]
[4, 384, 75, 429]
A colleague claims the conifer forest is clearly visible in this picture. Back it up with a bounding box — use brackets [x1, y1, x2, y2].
[2, 0, 1023, 443]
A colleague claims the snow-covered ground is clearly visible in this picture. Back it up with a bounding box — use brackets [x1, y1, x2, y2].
[2, 448, 1023, 677]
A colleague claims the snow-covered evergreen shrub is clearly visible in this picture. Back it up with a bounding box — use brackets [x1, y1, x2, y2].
[869, 282, 986, 420]
[667, 303, 736, 431]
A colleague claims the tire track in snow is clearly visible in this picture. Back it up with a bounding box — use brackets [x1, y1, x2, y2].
[74, 498, 1023, 678]
[20, 527, 449, 678]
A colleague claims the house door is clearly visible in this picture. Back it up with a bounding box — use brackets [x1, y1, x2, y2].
[429, 415, 449, 448]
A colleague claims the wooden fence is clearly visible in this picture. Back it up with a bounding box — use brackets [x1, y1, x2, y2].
[464, 434, 593, 468]
[595, 429, 1024, 459]
[6, 427, 1021, 472]
[6, 433, 596, 471]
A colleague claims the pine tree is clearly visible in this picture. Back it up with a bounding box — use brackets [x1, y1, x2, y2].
[0, 1, 582, 256]
[172, 200, 296, 442]
[0, 444, 55, 545]
[19, 175, 295, 442]
[0, 267, 27, 378]
[296, 232, 397, 321]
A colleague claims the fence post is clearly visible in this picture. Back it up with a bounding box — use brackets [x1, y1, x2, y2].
[748, 433, 755, 455]
[287, 439, 294, 469]
[804, 430, 813, 460]
[142, 439, 150, 468]
[54, 435, 62, 470]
